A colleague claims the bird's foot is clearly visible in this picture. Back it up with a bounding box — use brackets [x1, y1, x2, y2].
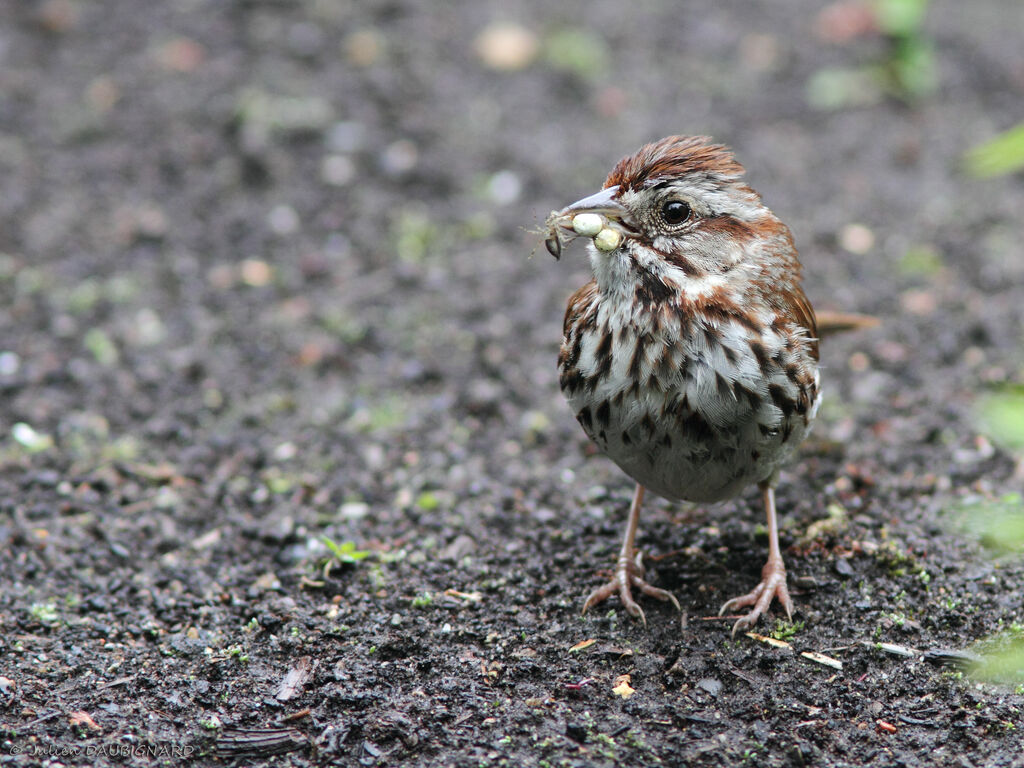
[719, 557, 793, 637]
[582, 551, 680, 626]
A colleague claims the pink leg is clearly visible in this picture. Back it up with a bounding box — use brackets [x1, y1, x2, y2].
[582, 484, 681, 626]
[719, 483, 794, 636]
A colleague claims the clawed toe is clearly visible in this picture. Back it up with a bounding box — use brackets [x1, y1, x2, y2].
[715, 484, 800, 637]
[583, 554, 680, 626]
[719, 558, 793, 636]
[580, 485, 680, 625]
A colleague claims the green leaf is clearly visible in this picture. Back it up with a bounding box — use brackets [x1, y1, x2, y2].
[899, 245, 943, 276]
[963, 123, 1024, 179]
[890, 37, 937, 97]
[976, 390, 1024, 452]
[972, 636, 1024, 684]
[321, 536, 370, 564]
[415, 491, 440, 511]
[11, 422, 54, 453]
[543, 28, 609, 80]
[806, 67, 880, 111]
[84, 327, 119, 366]
[952, 493, 1024, 554]
[872, 0, 930, 36]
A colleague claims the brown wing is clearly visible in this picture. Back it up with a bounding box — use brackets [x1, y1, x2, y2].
[561, 280, 598, 339]
[558, 281, 599, 394]
[814, 311, 879, 337]
[786, 283, 819, 362]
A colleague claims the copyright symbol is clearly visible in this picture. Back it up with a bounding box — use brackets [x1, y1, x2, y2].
[9, 744, 23, 755]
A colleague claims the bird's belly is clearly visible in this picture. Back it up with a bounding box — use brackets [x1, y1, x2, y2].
[565, 366, 810, 504]
[604, 423, 785, 503]
[560, 296, 819, 504]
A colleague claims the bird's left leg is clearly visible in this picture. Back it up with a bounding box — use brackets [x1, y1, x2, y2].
[719, 481, 794, 636]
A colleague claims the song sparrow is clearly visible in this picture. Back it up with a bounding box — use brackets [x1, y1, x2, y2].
[546, 135, 820, 635]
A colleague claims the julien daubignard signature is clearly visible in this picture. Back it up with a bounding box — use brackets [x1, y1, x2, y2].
[7, 741, 196, 758]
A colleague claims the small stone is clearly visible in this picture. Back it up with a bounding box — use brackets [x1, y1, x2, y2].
[838, 223, 874, 254]
[474, 23, 539, 71]
[697, 677, 723, 697]
[900, 288, 937, 316]
[572, 213, 604, 237]
[326, 121, 365, 152]
[86, 77, 120, 113]
[36, 0, 78, 33]
[380, 139, 418, 175]
[0, 351, 20, 376]
[130, 308, 166, 346]
[565, 722, 587, 743]
[156, 37, 206, 72]
[339, 502, 369, 520]
[344, 30, 385, 67]
[321, 155, 355, 186]
[273, 442, 298, 461]
[594, 228, 622, 251]
[239, 259, 273, 287]
[487, 170, 522, 204]
[268, 204, 300, 235]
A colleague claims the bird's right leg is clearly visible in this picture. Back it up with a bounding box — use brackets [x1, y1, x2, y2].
[582, 484, 681, 626]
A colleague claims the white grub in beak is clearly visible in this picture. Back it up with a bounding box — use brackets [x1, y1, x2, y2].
[571, 213, 604, 237]
[594, 227, 623, 251]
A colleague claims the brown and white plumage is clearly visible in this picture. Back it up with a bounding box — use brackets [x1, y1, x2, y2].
[551, 136, 820, 633]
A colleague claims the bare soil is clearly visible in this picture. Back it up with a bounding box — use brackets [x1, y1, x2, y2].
[2, 1, 1024, 766]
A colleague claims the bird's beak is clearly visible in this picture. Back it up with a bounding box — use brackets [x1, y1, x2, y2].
[560, 185, 625, 218]
[545, 185, 627, 260]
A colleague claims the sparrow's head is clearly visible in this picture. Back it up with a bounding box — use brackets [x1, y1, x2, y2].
[546, 136, 787, 280]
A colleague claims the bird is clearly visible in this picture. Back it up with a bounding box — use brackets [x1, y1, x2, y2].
[545, 135, 820, 635]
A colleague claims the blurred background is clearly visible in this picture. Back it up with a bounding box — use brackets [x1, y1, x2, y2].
[2, 0, 1023, 549]
[2, 0, 1023, 503]
[2, 0, 1024, 762]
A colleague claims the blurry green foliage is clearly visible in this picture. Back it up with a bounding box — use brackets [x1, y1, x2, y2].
[963, 123, 1024, 179]
[872, 0, 929, 36]
[11, 422, 54, 454]
[806, 68, 879, 110]
[67, 280, 102, 313]
[543, 28, 609, 80]
[348, 395, 410, 433]
[321, 536, 370, 564]
[262, 467, 295, 494]
[234, 88, 334, 138]
[976, 389, 1024, 453]
[392, 209, 439, 263]
[955, 492, 1024, 686]
[415, 491, 440, 511]
[84, 327, 119, 366]
[881, 33, 937, 98]
[808, 0, 936, 109]
[872, 0, 937, 97]
[898, 244, 943, 276]
[953, 493, 1024, 555]
[972, 634, 1024, 686]
[29, 601, 60, 626]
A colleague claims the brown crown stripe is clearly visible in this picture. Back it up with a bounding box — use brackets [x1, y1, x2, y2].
[605, 136, 749, 191]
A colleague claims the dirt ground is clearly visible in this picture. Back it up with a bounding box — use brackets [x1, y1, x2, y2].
[3, 1, 1024, 766]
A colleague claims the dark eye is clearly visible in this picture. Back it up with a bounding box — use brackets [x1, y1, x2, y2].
[661, 200, 691, 225]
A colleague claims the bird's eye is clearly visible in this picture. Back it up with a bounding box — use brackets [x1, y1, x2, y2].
[661, 200, 691, 226]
